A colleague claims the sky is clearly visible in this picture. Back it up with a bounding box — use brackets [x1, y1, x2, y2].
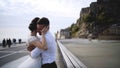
[0, 0, 97, 42]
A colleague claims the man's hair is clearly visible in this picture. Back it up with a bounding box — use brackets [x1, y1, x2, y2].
[29, 17, 40, 32]
[37, 17, 49, 25]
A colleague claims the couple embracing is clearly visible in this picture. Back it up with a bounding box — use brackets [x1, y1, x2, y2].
[18, 17, 57, 68]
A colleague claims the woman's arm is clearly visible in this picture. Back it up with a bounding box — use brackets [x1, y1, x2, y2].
[30, 35, 47, 50]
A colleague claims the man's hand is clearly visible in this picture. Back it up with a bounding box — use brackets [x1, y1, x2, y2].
[41, 26, 49, 35]
[27, 44, 36, 52]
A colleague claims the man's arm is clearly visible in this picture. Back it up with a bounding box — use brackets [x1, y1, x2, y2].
[30, 40, 47, 50]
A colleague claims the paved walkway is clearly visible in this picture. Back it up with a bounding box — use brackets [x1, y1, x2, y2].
[1, 45, 66, 68]
[60, 39, 120, 68]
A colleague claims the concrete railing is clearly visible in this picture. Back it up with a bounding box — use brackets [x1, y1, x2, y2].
[57, 41, 87, 68]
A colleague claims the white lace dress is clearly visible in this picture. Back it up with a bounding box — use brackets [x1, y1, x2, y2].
[18, 36, 42, 68]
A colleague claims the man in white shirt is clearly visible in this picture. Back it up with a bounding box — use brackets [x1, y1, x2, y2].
[28, 17, 57, 68]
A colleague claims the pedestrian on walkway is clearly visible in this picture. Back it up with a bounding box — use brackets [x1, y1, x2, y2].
[2, 38, 6, 48]
[7, 38, 12, 48]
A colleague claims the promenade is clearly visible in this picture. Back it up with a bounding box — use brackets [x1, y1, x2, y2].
[60, 39, 120, 68]
[0, 39, 120, 68]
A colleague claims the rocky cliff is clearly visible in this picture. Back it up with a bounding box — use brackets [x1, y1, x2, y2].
[65, 0, 120, 39]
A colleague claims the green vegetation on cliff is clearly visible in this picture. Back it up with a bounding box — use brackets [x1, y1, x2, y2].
[64, 0, 120, 38]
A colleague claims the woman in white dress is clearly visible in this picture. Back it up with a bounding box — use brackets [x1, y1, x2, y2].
[18, 17, 48, 68]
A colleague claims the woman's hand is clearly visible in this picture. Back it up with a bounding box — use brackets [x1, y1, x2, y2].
[27, 44, 36, 52]
[41, 26, 49, 35]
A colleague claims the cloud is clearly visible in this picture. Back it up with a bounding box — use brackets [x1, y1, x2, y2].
[0, 0, 97, 27]
[0, 0, 79, 17]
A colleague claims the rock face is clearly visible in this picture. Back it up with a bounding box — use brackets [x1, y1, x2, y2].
[63, 0, 120, 39]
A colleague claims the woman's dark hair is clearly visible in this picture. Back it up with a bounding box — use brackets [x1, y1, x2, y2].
[29, 17, 40, 32]
[37, 17, 49, 25]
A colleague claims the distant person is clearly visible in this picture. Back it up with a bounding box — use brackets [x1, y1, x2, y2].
[18, 17, 48, 68]
[12, 38, 16, 46]
[18, 39, 22, 44]
[13, 38, 16, 44]
[2, 38, 6, 47]
[7, 38, 12, 48]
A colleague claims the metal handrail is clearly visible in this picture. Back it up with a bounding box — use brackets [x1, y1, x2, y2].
[57, 41, 87, 68]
